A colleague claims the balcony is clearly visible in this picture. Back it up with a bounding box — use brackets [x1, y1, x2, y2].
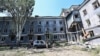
[74, 18, 81, 22]
[94, 7, 100, 15]
[66, 10, 81, 29]
[67, 17, 81, 29]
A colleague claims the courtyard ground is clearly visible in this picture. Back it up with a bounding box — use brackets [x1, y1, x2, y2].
[0, 45, 97, 56]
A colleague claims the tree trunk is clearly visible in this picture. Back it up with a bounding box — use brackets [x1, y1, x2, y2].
[46, 37, 48, 48]
[18, 18, 27, 46]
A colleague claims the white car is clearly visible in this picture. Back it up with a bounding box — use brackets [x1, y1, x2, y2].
[33, 40, 46, 48]
[83, 42, 95, 49]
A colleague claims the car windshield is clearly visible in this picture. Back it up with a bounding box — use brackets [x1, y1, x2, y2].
[40, 41, 44, 44]
[37, 41, 39, 43]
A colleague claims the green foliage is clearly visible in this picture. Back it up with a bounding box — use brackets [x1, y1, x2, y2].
[90, 47, 100, 56]
[64, 42, 70, 46]
[54, 42, 62, 47]
[81, 48, 88, 51]
[0, 0, 35, 41]
[0, 0, 35, 27]
[0, 0, 35, 16]
[0, 47, 10, 51]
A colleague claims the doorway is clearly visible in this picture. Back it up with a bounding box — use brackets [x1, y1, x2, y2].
[37, 36, 42, 40]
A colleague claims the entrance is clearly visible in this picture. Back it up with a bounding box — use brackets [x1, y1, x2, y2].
[37, 36, 42, 40]
[67, 32, 81, 42]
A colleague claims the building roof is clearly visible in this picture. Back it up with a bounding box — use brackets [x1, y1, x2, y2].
[60, 8, 70, 17]
[31, 16, 63, 19]
[78, 0, 90, 10]
[70, 5, 80, 10]
[60, 5, 80, 17]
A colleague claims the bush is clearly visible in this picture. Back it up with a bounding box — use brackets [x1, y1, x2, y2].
[55, 42, 60, 46]
[91, 47, 100, 55]
[81, 48, 88, 51]
[53, 42, 62, 47]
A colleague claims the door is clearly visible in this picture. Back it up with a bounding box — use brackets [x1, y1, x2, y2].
[37, 36, 42, 40]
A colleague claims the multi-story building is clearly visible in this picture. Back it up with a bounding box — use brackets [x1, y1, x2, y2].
[1, 0, 100, 45]
[60, 5, 83, 42]
[79, 0, 100, 38]
[60, 8, 70, 17]
[0, 15, 66, 45]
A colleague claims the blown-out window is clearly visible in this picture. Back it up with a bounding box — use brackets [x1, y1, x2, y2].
[29, 36, 33, 40]
[21, 37, 24, 41]
[92, 0, 100, 9]
[89, 31, 94, 37]
[83, 9, 87, 16]
[31, 21, 34, 25]
[98, 15, 100, 19]
[86, 19, 91, 26]
[37, 36, 42, 40]
[59, 20, 63, 24]
[22, 28, 25, 33]
[54, 35, 57, 40]
[11, 37, 15, 41]
[38, 28, 41, 32]
[60, 27, 64, 32]
[74, 14, 79, 18]
[53, 27, 56, 32]
[46, 21, 49, 25]
[38, 21, 41, 25]
[1, 37, 5, 41]
[30, 28, 33, 33]
[4, 28, 7, 33]
[53, 21, 56, 24]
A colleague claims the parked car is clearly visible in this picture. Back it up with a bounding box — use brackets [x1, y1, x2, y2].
[33, 40, 46, 48]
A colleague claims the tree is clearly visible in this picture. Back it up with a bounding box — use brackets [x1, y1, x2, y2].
[0, 0, 35, 44]
[45, 30, 53, 48]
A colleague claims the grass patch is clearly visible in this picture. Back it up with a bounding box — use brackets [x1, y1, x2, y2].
[81, 48, 88, 51]
[53, 42, 62, 47]
[89, 47, 100, 56]
[0, 47, 10, 51]
[70, 45, 82, 50]
[15, 50, 26, 56]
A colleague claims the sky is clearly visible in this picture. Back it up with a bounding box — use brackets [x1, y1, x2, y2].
[32, 0, 83, 16]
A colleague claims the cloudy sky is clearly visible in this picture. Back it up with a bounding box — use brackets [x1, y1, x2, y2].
[32, 0, 83, 16]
